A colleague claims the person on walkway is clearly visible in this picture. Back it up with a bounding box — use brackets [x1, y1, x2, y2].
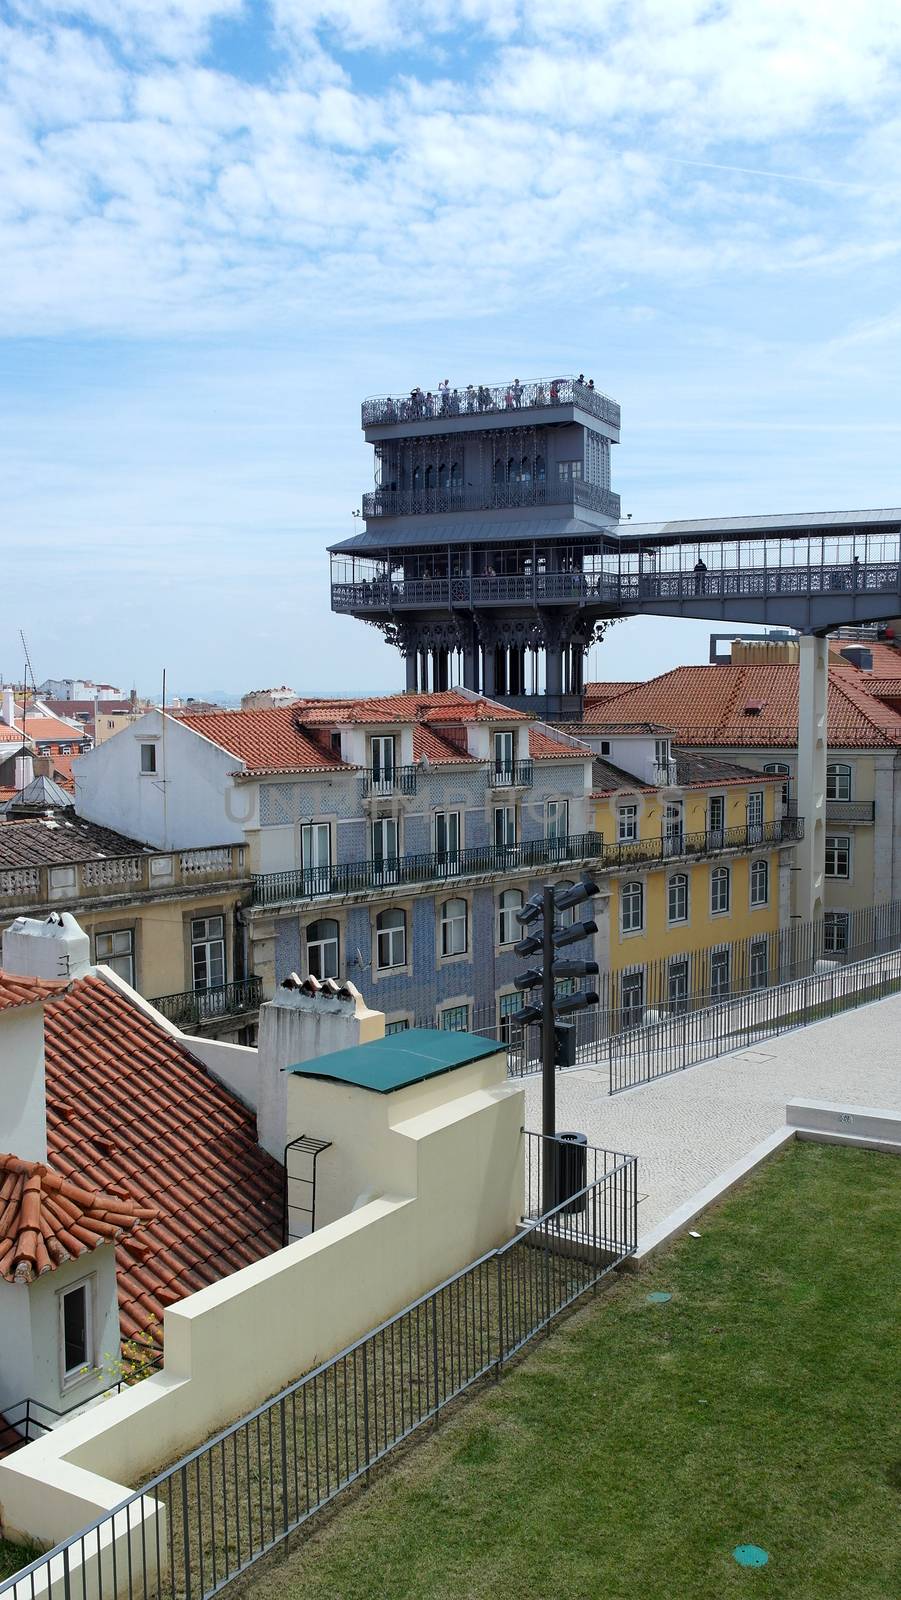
[693, 556, 708, 595]
[512, 378, 523, 407]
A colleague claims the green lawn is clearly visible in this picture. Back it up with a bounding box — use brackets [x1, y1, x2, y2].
[0, 1538, 41, 1585]
[242, 1142, 900, 1600]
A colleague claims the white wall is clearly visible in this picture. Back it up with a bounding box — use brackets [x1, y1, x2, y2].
[256, 992, 385, 1161]
[0, 1005, 47, 1163]
[73, 711, 246, 850]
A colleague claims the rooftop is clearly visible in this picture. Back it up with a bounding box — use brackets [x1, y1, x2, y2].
[0, 971, 284, 1338]
[286, 1027, 501, 1093]
[0, 1155, 156, 1285]
[0, 816, 149, 869]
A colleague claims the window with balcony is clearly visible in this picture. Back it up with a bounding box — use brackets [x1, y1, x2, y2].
[493, 730, 514, 779]
[747, 791, 764, 843]
[667, 872, 688, 924]
[376, 908, 406, 969]
[307, 918, 339, 980]
[546, 799, 569, 841]
[301, 822, 331, 872]
[621, 969, 644, 1025]
[617, 804, 638, 843]
[441, 898, 468, 957]
[372, 817, 399, 878]
[498, 889, 523, 945]
[192, 915, 225, 990]
[711, 947, 730, 999]
[440, 1003, 469, 1032]
[621, 880, 644, 934]
[825, 835, 851, 878]
[824, 911, 850, 952]
[494, 805, 517, 848]
[435, 809, 461, 860]
[826, 763, 852, 801]
[95, 928, 134, 986]
[750, 858, 769, 908]
[370, 736, 395, 784]
[710, 865, 731, 914]
[764, 762, 791, 811]
[708, 794, 725, 840]
[663, 802, 683, 854]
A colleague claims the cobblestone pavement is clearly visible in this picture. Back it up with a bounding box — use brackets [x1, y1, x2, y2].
[522, 992, 901, 1239]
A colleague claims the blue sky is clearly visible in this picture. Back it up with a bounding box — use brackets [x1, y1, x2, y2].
[2, 0, 900, 699]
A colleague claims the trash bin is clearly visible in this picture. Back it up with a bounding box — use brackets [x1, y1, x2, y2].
[554, 1132, 588, 1215]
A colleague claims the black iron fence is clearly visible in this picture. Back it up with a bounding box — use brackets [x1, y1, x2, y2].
[151, 977, 262, 1028]
[486, 760, 534, 788]
[0, 1139, 636, 1600]
[361, 481, 620, 520]
[361, 377, 621, 430]
[360, 764, 418, 798]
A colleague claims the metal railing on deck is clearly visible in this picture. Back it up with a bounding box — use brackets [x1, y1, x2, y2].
[360, 764, 418, 798]
[361, 377, 621, 430]
[151, 977, 262, 1028]
[0, 1139, 637, 1600]
[486, 760, 534, 788]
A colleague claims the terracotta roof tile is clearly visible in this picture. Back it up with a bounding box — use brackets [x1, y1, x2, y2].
[584, 681, 639, 702]
[529, 730, 589, 759]
[0, 974, 68, 1012]
[0, 817, 150, 869]
[172, 706, 352, 775]
[1, 973, 285, 1340]
[0, 1154, 156, 1284]
[412, 726, 475, 764]
[298, 691, 526, 726]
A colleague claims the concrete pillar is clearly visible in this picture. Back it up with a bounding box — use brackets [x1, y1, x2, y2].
[796, 634, 827, 921]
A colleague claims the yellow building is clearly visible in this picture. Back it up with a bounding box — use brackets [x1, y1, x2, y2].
[0, 814, 258, 1041]
[586, 733, 794, 1019]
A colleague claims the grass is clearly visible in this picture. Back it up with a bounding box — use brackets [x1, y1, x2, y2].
[0, 1538, 41, 1585]
[239, 1142, 900, 1600]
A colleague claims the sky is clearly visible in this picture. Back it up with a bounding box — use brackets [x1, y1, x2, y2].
[2, 0, 900, 700]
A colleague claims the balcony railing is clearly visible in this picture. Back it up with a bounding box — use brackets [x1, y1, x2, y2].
[152, 976, 262, 1028]
[825, 799, 876, 823]
[362, 480, 621, 520]
[486, 760, 534, 789]
[360, 764, 419, 798]
[0, 844, 249, 909]
[251, 817, 803, 907]
[361, 377, 621, 431]
[252, 832, 606, 907]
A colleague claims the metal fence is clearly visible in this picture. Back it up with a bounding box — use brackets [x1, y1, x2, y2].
[0, 1140, 637, 1600]
[606, 944, 901, 1093]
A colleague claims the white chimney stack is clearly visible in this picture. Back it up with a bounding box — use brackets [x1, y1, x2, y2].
[1, 686, 17, 728]
[2, 913, 91, 982]
[13, 752, 34, 790]
[0, 993, 49, 1163]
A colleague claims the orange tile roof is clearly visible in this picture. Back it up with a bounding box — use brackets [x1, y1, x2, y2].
[413, 725, 475, 764]
[0, 974, 68, 1012]
[578, 664, 901, 748]
[0, 726, 24, 743]
[20, 716, 87, 745]
[298, 691, 527, 726]
[2, 972, 284, 1339]
[856, 677, 901, 698]
[529, 729, 589, 759]
[584, 681, 639, 702]
[173, 707, 352, 775]
[0, 1155, 156, 1285]
[828, 640, 901, 675]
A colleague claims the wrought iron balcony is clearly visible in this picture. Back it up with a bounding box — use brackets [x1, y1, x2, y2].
[362, 377, 621, 432]
[252, 832, 606, 907]
[362, 480, 621, 520]
[486, 760, 534, 789]
[250, 817, 803, 908]
[152, 977, 262, 1028]
[360, 764, 418, 798]
[825, 799, 875, 823]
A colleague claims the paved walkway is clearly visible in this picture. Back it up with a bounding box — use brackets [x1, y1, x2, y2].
[523, 992, 901, 1240]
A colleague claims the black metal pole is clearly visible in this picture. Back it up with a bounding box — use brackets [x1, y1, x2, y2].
[541, 882, 556, 1214]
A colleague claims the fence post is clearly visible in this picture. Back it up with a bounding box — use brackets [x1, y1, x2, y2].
[495, 1253, 504, 1377]
[362, 1344, 371, 1482]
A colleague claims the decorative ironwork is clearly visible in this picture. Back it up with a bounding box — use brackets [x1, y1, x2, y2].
[360, 764, 419, 798]
[486, 760, 534, 789]
[362, 376, 621, 430]
[152, 977, 262, 1027]
[362, 481, 620, 519]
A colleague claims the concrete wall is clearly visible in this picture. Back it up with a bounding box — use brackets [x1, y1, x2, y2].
[0, 1004, 47, 1163]
[73, 712, 245, 850]
[0, 1048, 523, 1574]
[256, 991, 385, 1162]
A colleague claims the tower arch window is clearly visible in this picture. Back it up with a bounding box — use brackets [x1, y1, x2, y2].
[412, 465, 422, 490]
[520, 456, 531, 484]
[507, 457, 516, 483]
[449, 461, 461, 486]
[424, 465, 434, 490]
[534, 455, 546, 482]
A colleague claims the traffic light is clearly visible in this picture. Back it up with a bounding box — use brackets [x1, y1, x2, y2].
[551, 957, 600, 980]
[554, 872, 599, 911]
[553, 918, 598, 949]
[515, 893, 544, 928]
[513, 967, 543, 991]
[554, 990, 599, 1016]
[513, 931, 543, 957]
[512, 1002, 542, 1026]
[554, 1021, 577, 1069]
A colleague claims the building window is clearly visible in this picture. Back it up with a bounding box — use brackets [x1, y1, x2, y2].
[385, 1018, 409, 1035]
[711, 947, 730, 999]
[826, 763, 852, 802]
[498, 990, 523, 1044]
[825, 836, 851, 879]
[372, 817, 399, 879]
[493, 730, 514, 778]
[534, 455, 546, 483]
[668, 958, 689, 1014]
[663, 802, 683, 854]
[617, 804, 638, 843]
[546, 800, 569, 841]
[370, 735, 395, 783]
[710, 865, 731, 915]
[95, 928, 134, 986]
[191, 915, 225, 990]
[764, 762, 791, 811]
[750, 859, 769, 908]
[498, 888, 523, 945]
[747, 791, 764, 842]
[440, 1003, 469, 1032]
[667, 872, 688, 924]
[621, 969, 644, 1025]
[60, 1281, 92, 1386]
[307, 918, 339, 980]
[557, 460, 583, 482]
[376, 908, 406, 969]
[600, 740, 610, 756]
[494, 805, 517, 848]
[708, 794, 725, 839]
[621, 880, 644, 934]
[301, 822, 331, 873]
[824, 911, 850, 953]
[441, 897, 468, 956]
[435, 809, 461, 861]
[750, 940, 768, 990]
[140, 743, 156, 774]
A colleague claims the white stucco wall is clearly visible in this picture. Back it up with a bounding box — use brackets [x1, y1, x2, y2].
[0, 1251, 121, 1419]
[72, 712, 246, 850]
[0, 1005, 47, 1164]
[256, 994, 385, 1161]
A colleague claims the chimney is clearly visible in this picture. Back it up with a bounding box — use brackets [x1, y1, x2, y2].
[32, 754, 53, 778]
[14, 752, 34, 790]
[0, 988, 49, 1164]
[1, 686, 16, 728]
[255, 977, 384, 1161]
[2, 913, 91, 983]
[840, 646, 873, 672]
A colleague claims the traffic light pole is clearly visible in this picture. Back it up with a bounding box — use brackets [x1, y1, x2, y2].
[541, 883, 556, 1215]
